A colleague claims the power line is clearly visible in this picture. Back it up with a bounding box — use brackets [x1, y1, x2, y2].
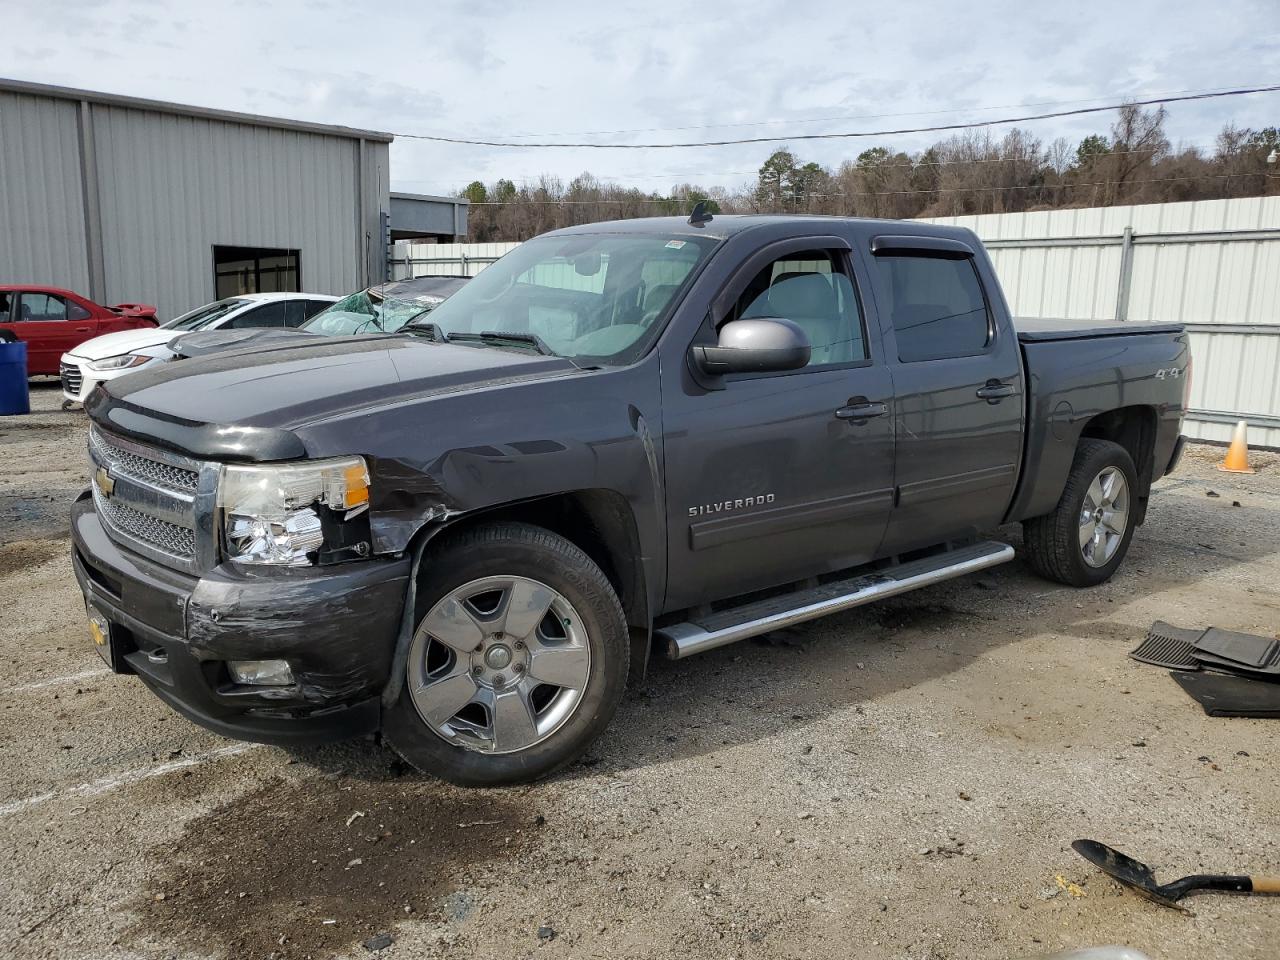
[391, 143, 1224, 194]
[464, 171, 1278, 204]
[484, 83, 1276, 139]
[394, 84, 1280, 150]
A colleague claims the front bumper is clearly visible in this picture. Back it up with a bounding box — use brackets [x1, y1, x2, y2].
[60, 353, 163, 403]
[70, 493, 411, 745]
[60, 355, 95, 403]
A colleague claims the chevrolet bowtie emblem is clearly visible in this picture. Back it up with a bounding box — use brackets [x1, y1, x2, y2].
[95, 466, 115, 498]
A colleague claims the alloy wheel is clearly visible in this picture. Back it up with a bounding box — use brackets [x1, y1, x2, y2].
[408, 575, 592, 754]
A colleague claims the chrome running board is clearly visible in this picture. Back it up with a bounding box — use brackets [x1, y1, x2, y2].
[657, 541, 1015, 659]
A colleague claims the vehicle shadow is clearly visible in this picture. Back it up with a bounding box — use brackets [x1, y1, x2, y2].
[287, 470, 1279, 785]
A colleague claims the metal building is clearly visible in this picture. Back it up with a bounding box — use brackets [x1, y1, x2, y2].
[0, 78, 392, 321]
[389, 192, 469, 243]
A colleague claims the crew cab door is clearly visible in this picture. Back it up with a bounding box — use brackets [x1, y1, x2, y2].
[661, 238, 895, 611]
[11, 292, 99, 375]
[864, 235, 1024, 554]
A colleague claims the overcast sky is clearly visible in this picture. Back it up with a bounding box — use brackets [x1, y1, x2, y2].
[7, 0, 1280, 197]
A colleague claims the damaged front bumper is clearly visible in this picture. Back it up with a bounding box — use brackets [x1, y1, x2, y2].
[70, 493, 411, 746]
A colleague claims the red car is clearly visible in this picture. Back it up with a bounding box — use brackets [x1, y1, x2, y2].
[0, 285, 158, 375]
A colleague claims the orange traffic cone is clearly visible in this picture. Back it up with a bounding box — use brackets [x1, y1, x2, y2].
[1218, 420, 1255, 474]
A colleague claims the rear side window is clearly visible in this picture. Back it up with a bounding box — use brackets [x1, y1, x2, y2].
[873, 255, 991, 362]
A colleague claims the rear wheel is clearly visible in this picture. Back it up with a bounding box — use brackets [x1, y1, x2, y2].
[383, 522, 628, 786]
[1023, 438, 1138, 587]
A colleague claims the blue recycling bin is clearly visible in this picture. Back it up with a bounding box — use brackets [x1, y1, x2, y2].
[0, 340, 31, 415]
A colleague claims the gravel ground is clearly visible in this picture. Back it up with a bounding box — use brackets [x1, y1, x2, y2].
[2, 380, 1278, 960]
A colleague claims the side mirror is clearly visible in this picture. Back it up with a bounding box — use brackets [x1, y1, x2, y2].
[691, 317, 811, 376]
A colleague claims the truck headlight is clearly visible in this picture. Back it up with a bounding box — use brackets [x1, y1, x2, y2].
[86, 353, 151, 372]
[217, 457, 371, 566]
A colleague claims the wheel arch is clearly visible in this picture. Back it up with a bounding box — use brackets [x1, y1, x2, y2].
[428, 490, 654, 682]
[1077, 405, 1157, 524]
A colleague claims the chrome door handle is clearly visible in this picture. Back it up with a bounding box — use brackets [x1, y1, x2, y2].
[976, 380, 1015, 402]
[835, 400, 888, 421]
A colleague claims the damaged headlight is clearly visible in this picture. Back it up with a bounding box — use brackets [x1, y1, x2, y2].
[217, 457, 371, 566]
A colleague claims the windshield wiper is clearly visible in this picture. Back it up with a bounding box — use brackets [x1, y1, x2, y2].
[398, 320, 447, 342]
[445, 331, 555, 356]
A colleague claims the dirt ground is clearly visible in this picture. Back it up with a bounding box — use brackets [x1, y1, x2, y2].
[2, 380, 1278, 960]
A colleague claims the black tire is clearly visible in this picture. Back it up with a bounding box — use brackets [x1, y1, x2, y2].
[383, 522, 628, 786]
[1022, 438, 1139, 587]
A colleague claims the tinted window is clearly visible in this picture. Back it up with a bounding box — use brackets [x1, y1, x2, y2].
[873, 254, 990, 362]
[67, 300, 92, 321]
[19, 293, 68, 322]
[303, 299, 332, 319]
[229, 302, 287, 328]
[284, 301, 308, 327]
[729, 250, 866, 367]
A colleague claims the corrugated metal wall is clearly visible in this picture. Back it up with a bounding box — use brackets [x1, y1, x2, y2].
[389, 241, 517, 279]
[2, 87, 389, 321]
[0, 91, 91, 291]
[921, 197, 1280, 448]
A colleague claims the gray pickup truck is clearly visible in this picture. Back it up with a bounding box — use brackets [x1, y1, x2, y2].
[73, 214, 1189, 785]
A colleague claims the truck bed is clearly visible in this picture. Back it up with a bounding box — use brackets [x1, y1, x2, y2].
[1015, 316, 1184, 342]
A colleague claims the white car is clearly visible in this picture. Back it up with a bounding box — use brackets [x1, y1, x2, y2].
[59, 292, 337, 404]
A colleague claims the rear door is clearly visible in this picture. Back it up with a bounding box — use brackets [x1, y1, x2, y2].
[12, 292, 99, 374]
[661, 237, 896, 610]
[863, 235, 1023, 554]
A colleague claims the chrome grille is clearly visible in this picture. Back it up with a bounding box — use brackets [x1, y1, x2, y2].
[92, 484, 197, 558]
[90, 428, 199, 494]
[88, 426, 208, 572]
[60, 362, 83, 397]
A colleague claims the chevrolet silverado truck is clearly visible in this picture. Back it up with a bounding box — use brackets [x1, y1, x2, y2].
[72, 214, 1189, 786]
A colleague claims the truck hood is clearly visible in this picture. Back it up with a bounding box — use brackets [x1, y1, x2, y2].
[168, 328, 321, 359]
[93, 335, 580, 456]
[66, 327, 175, 361]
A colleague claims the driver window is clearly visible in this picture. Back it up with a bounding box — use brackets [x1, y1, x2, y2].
[728, 250, 867, 366]
[18, 293, 69, 322]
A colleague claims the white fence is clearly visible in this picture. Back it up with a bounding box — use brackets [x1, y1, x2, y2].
[922, 197, 1280, 448]
[392, 196, 1280, 448]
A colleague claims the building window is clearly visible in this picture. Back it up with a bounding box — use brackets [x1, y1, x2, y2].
[213, 246, 300, 299]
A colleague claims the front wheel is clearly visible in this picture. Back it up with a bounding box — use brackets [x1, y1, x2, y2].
[1022, 438, 1138, 587]
[383, 522, 628, 786]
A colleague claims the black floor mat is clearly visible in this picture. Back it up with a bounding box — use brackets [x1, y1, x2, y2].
[1192, 649, 1280, 678]
[1171, 670, 1280, 718]
[1130, 622, 1203, 669]
[1195, 627, 1280, 673]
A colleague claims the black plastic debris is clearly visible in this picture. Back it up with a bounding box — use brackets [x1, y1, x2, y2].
[363, 932, 394, 952]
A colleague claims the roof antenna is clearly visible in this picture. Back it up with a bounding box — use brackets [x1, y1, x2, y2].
[688, 200, 713, 227]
